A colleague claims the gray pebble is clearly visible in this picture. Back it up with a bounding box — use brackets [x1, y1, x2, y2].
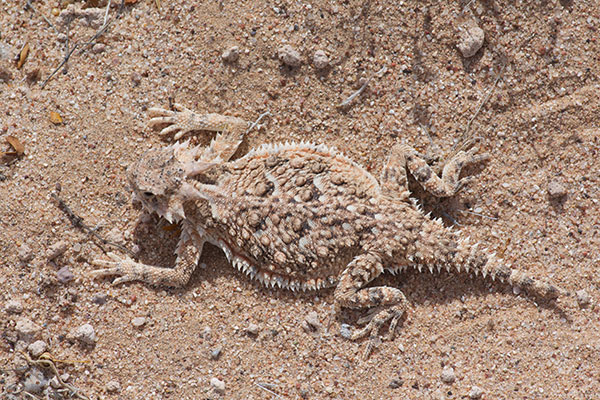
[313, 50, 329, 69]
[278, 44, 302, 67]
[547, 179, 567, 199]
[72, 323, 96, 345]
[92, 43, 106, 53]
[457, 20, 484, 58]
[576, 289, 591, 307]
[441, 366, 456, 384]
[388, 377, 404, 389]
[15, 317, 41, 343]
[210, 377, 225, 393]
[340, 323, 352, 339]
[132, 317, 146, 328]
[221, 46, 239, 63]
[28, 340, 47, 357]
[210, 345, 223, 360]
[18, 244, 34, 262]
[5, 299, 23, 314]
[246, 323, 260, 336]
[91, 292, 108, 305]
[57, 266, 74, 284]
[47, 241, 67, 261]
[469, 385, 484, 399]
[106, 380, 121, 393]
[23, 368, 48, 394]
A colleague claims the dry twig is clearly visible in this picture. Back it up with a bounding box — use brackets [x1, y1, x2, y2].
[51, 185, 134, 256]
[41, 0, 125, 88]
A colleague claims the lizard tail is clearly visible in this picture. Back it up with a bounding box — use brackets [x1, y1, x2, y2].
[453, 237, 566, 300]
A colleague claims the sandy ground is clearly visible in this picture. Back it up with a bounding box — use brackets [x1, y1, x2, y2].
[1, 0, 599, 399]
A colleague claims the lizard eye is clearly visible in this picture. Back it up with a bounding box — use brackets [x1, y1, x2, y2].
[142, 191, 154, 198]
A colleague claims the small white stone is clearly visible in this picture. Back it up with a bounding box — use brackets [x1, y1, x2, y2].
[278, 44, 302, 67]
[5, 299, 23, 314]
[312, 50, 329, 69]
[15, 318, 41, 343]
[28, 340, 47, 357]
[246, 323, 260, 336]
[441, 366, 456, 384]
[469, 385, 484, 399]
[23, 368, 48, 394]
[72, 323, 96, 345]
[547, 179, 567, 199]
[457, 20, 484, 58]
[221, 46, 239, 63]
[106, 380, 121, 393]
[576, 289, 591, 307]
[210, 377, 225, 393]
[132, 317, 146, 328]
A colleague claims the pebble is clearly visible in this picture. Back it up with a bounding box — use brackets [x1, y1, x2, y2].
[131, 72, 141, 86]
[302, 311, 322, 333]
[210, 377, 225, 393]
[388, 377, 404, 389]
[312, 50, 329, 69]
[28, 340, 47, 357]
[15, 317, 41, 343]
[576, 289, 591, 307]
[221, 46, 239, 63]
[106, 380, 121, 393]
[132, 317, 146, 328]
[92, 43, 106, 53]
[72, 323, 97, 345]
[547, 179, 567, 199]
[18, 244, 34, 262]
[457, 20, 484, 58]
[57, 266, 74, 283]
[5, 299, 23, 314]
[469, 385, 484, 399]
[0, 66, 12, 82]
[47, 241, 67, 261]
[339, 323, 352, 339]
[440, 366, 456, 384]
[278, 44, 302, 67]
[23, 368, 48, 394]
[246, 323, 260, 336]
[91, 292, 108, 305]
[210, 345, 223, 360]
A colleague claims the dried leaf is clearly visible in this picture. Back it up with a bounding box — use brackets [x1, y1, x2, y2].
[6, 136, 25, 156]
[50, 111, 63, 125]
[125, 0, 138, 3]
[17, 43, 30, 69]
[162, 223, 180, 232]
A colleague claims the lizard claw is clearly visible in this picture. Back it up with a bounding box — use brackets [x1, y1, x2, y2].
[90, 252, 141, 285]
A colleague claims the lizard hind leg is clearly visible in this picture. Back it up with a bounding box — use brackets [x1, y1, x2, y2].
[334, 253, 410, 359]
[386, 143, 489, 198]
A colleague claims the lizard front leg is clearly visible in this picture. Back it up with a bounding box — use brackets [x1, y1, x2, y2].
[90, 225, 203, 287]
[148, 103, 249, 163]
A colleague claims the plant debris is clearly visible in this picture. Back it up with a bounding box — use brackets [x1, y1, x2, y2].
[17, 43, 30, 69]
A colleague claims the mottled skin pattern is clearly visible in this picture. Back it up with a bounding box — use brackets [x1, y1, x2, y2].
[92, 104, 564, 358]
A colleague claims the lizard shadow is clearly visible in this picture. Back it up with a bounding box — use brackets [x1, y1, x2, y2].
[129, 212, 570, 332]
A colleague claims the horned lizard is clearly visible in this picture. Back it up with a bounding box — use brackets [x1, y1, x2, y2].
[92, 104, 564, 357]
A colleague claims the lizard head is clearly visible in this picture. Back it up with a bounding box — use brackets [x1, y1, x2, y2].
[127, 142, 211, 223]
